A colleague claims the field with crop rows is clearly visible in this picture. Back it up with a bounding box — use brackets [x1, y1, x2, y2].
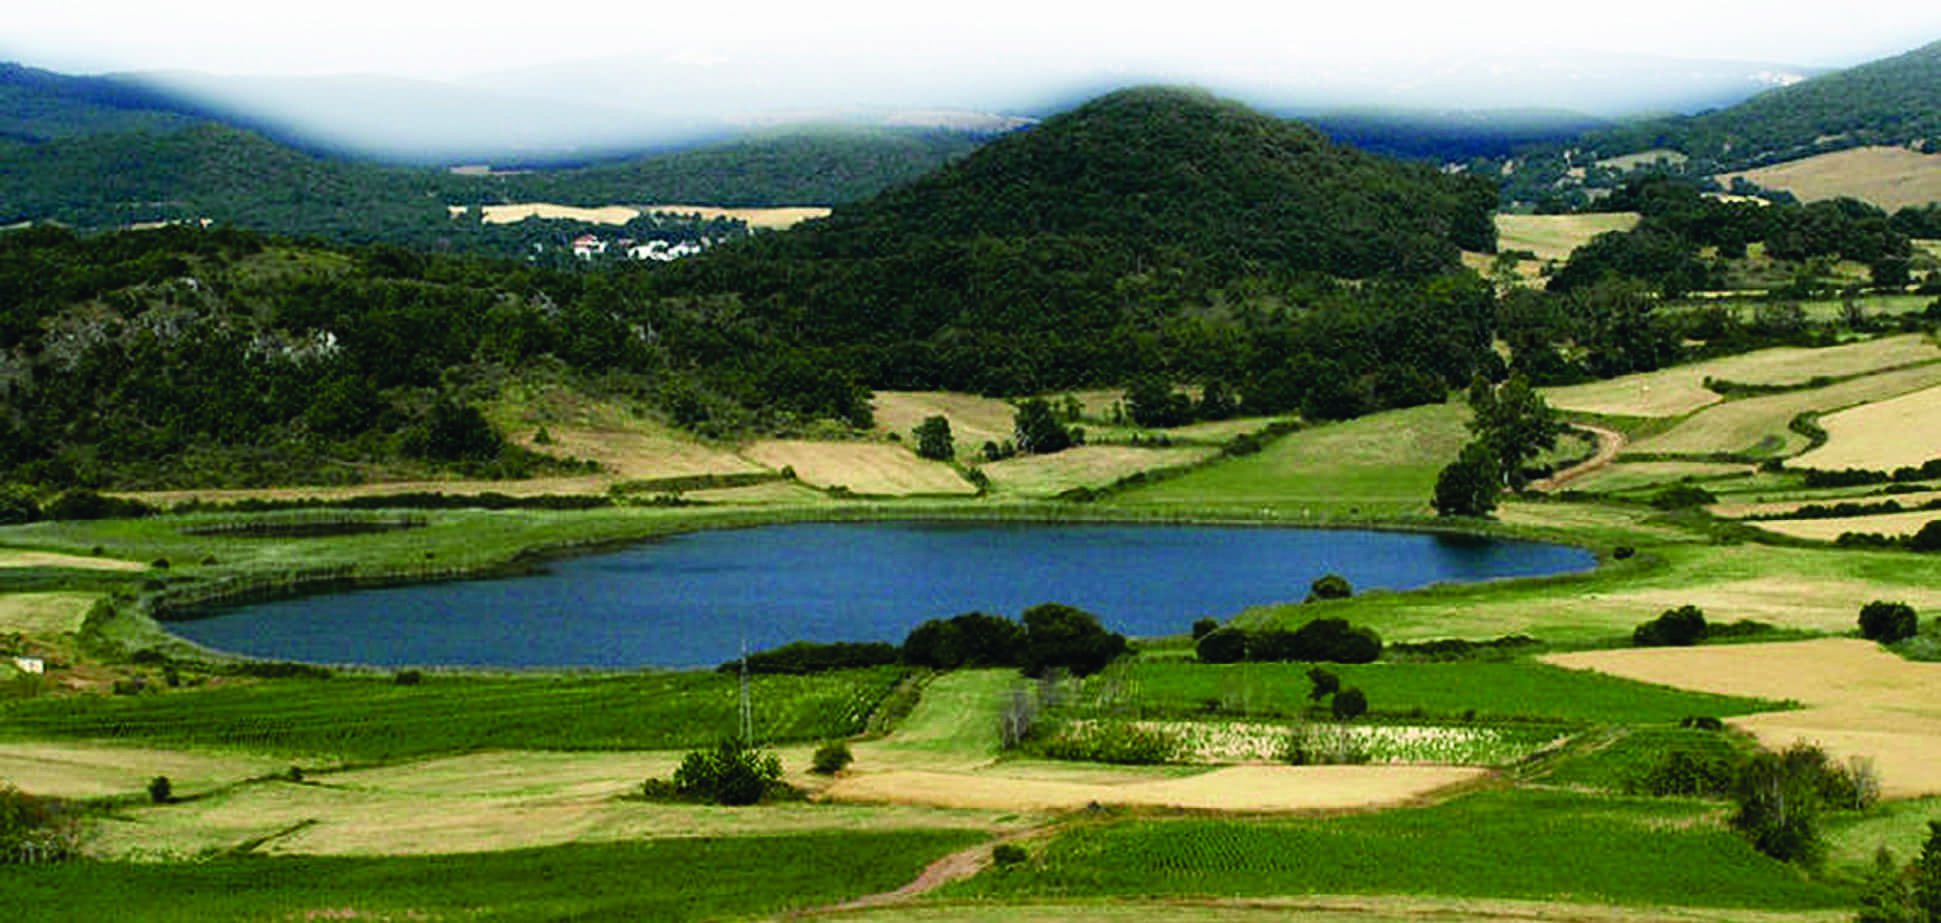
[1065, 660, 1787, 725]
[0, 667, 905, 761]
[950, 788, 1852, 910]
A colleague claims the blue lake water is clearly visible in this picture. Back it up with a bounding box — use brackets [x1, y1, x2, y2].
[167, 521, 1595, 668]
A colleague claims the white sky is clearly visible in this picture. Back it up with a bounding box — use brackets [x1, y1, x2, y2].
[8, 0, 1941, 81]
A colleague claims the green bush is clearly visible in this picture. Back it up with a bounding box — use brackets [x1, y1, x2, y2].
[146, 775, 172, 804]
[1306, 574, 1353, 601]
[1195, 627, 1249, 664]
[1039, 722, 1179, 764]
[1860, 601, 1920, 643]
[1330, 687, 1368, 721]
[1635, 748, 1738, 798]
[662, 740, 788, 806]
[1306, 667, 1340, 702]
[0, 784, 80, 864]
[811, 740, 853, 775]
[1190, 618, 1220, 641]
[1634, 605, 1708, 647]
[992, 843, 1029, 867]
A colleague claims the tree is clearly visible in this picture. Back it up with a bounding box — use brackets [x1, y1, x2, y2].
[1020, 603, 1128, 677]
[1013, 398, 1073, 455]
[1195, 627, 1248, 664]
[1432, 441, 1501, 517]
[1467, 373, 1565, 490]
[1306, 574, 1353, 601]
[1912, 520, 1941, 553]
[1331, 687, 1368, 720]
[1860, 601, 1920, 643]
[1306, 666, 1340, 701]
[1916, 820, 1941, 923]
[1858, 846, 1914, 923]
[902, 612, 1026, 669]
[913, 415, 955, 461]
[1125, 379, 1194, 428]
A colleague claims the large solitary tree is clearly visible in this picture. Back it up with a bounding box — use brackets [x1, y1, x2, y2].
[1466, 373, 1566, 491]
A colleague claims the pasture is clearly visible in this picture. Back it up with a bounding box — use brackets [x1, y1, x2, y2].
[1495, 213, 1641, 262]
[1541, 334, 1941, 419]
[0, 592, 102, 636]
[1791, 381, 1941, 471]
[1547, 639, 1941, 798]
[1626, 360, 1941, 458]
[981, 446, 1216, 497]
[1113, 403, 1468, 518]
[1716, 146, 1941, 212]
[741, 441, 976, 495]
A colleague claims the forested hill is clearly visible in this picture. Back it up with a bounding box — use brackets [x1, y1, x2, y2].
[0, 63, 204, 141]
[767, 87, 1498, 274]
[1583, 39, 1941, 172]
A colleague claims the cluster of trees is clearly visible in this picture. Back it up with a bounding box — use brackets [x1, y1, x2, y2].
[1549, 177, 1918, 296]
[1633, 605, 1710, 647]
[728, 604, 1130, 679]
[1194, 618, 1384, 665]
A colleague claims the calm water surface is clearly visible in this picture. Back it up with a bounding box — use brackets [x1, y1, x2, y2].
[169, 522, 1593, 668]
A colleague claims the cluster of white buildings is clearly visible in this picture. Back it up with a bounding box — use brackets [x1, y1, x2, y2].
[571, 234, 709, 262]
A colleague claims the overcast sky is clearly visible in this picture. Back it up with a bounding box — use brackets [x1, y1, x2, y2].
[9, 0, 1941, 82]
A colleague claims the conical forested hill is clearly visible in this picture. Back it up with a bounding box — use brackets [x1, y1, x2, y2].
[773, 86, 1499, 276]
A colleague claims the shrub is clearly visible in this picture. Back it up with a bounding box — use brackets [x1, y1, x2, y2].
[992, 843, 1029, 867]
[1729, 741, 1868, 864]
[811, 740, 853, 775]
[1306, 574, 1353, 602]
[1860, 601, 1921, 643]
[1289, 618, 1382, 663]
[1039, 722, 1179, 764]
[393, 669, 424, 686]
[1190, 618, 1220, 641]
[1019, 603, 1128, 677]
[1635, 748, 1738, 797]
[1634, 605, 1708, 647]
[1648, 484, 1718, 510]
[1306, 667, 1340, 702]
[147, 775, 173, 804]
[1612, 545, 1636, 560]
[662, 740, 788, 806]
[1330, 687, 1369, 721]
[0, 784, 80, 864]
[728, 640, 900, 675]
[1194, 628, 1248, 664]
[1913, 519, 1941, 552]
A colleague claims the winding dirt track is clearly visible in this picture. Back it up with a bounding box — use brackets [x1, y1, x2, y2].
[1530, 424, 1626, 492]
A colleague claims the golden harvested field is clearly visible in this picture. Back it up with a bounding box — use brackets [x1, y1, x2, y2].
[81, 748, 1015, 858]
[740, 441, 975, 496]
[1495, 213, 1640, 262]
[0, 592, 102, 635]
[1792, 382, 1941, 471]
[1627, 361, 1941, 457]
[823, 765, 1486, 813]
[489, 384, 762, 481]
[642, 203, 832, 230]
[1711, 490, 1941, 520]
[1542, 335, 1940, 418]
[0, 550, 145, 571]
[0, 741, 290, 800]
[872, 392, 1019, 456]
[1569, 462, 1753, 493]
[478, 203, 642, 225]
[475, 203, 830, 230]
[1747, 510, 1941, 542]
[1717, 146, 1941, 212]
[1547, 640, 1941, 798]
[981, 446, 1216, 497]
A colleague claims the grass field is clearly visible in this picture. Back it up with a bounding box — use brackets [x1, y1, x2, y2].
[1600, 149, 1689, 171]
[1717, 146, 1941, 212]
[1548, 639, 1941, 798]
[1058, 660, 1787, 725]
[485, 384, 763, 481]
[0, 668, 905, 761]
[982, 446, 1216, 497]
[1241, 540, 1941, 643]
[0, 740, 290, 799]
[1111, 403, 1468, 519]
[2, 831, 985, 922]
[0, 591, 102, 636]
[1541, 334, 1941, 419]
[742, 441, 975, 496]
[1792, 381, 1941, 471]
[1627, 361, 1941, 458]
[1496, 213, 1641, 262]
[948, 788, 1853, 910]
[1534, 726, 1750, 792]
[1570, 461, 1755, 493]
[873, 392, 1020, 457]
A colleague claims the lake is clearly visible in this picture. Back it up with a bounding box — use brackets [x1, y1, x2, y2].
[167, 521, 1595, 668]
